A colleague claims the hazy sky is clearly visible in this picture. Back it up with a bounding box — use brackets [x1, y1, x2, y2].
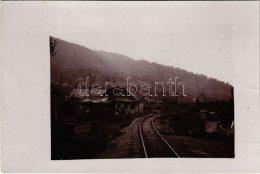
[42, 2, 258, 84]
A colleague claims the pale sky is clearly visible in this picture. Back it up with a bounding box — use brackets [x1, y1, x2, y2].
[5, 2, 258, 84]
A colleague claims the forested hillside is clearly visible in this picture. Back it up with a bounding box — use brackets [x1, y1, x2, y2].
[50, 36, 233, 103]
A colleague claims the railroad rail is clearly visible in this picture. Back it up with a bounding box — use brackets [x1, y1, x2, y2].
[139, 114, 180, 158]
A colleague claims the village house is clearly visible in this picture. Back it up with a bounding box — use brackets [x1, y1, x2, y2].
[69, 86, 144, 117]
[104, 87, 144, 116]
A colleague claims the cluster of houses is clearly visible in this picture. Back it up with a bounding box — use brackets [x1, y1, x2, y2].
[68, 86, 144, 118]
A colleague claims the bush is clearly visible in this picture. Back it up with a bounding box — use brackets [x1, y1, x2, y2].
[168, 111, 205, 135]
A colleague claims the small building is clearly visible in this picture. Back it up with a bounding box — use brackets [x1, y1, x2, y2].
[103, 87, 144, 116]
[74, 86, 144, 116]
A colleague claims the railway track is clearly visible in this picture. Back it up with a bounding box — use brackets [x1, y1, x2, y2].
[139, 114, 180, 158]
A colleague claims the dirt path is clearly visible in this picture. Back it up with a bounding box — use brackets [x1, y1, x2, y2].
[96, 116, 145, 158]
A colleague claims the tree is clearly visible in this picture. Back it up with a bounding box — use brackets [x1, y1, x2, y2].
[50, 37, 58, 57]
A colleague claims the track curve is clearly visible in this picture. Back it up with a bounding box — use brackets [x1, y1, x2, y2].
[139, 114, 180, 158]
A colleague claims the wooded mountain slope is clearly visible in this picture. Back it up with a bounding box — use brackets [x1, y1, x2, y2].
[51, 37, 233, 103]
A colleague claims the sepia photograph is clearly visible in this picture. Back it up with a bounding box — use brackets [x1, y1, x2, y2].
[50, 3, 235, 159]
[1, 1, 259, 172]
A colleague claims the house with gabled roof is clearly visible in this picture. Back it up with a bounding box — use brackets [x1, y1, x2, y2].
[104, 87, 144, 115]
[77, 86, 144, 116]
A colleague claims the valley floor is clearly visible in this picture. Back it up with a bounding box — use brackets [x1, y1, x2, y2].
[97, 114, 234, 158]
